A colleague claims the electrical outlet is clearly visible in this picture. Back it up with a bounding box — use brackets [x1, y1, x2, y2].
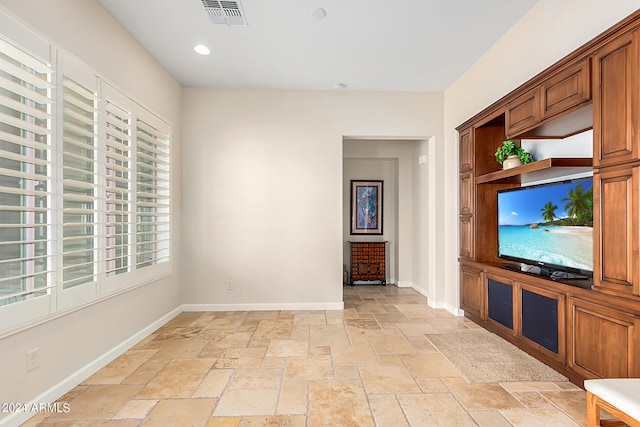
[227, 280, 233, 290]
[27, 348, 40, 372]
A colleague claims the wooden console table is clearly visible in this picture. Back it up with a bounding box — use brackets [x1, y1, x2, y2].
[349, 241, 386, 285]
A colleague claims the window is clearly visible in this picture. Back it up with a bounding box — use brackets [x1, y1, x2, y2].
[105, 100, 132, 278]
[61, 76, 98, 290]
[136, 120, 170, 270]
[0, 33, 171, 332]
[0, 36, 54, 309]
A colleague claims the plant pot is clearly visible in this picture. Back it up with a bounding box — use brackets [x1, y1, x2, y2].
[502, 155, 522, 170]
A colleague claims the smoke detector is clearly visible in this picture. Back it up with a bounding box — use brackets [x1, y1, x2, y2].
[201, 0, 247, 26]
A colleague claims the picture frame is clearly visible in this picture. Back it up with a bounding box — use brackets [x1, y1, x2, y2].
[350, 180, 383, 235]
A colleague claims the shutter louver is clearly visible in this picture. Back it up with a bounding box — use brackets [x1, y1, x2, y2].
[136, 120, 169, 269]
[0, 37, 54, 305]
[61, 76, 98, 289]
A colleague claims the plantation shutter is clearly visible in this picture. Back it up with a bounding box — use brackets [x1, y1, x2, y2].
[61, 76, 98, 289]
[104, 100, 132, 277]
[0, 36, 54, 306]
[135, 119, 169, 269]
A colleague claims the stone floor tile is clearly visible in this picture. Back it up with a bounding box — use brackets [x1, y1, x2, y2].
[398, 393, 477, 426]
[511, 391, 556, 409]
[277, 380, 308, 414]
[122, 359, 169, 384]
[47, 384, 141, 420]
[284, 355, 333, 380]
[85, 350, 158, 385]
[402, 353, 462, 378]
[214, 388, 280, 416]
[136, 358, 215, 399]
[140, 398, 216, 427]
[500, 381, 564, 392]
[113, 399, 158, 419]
[414, 377, 450, 393]
[192, 368, 233, 397]
[240, 415, 307, 427]
[265, 339, 309, 357]
[540, 390, 588, 425]
[468, 410, 513, 427]
[309, 324, 350, 346]
[331, 343, 379, 366]
[368, 394, 410, 427]
[151, 339, 208, 360]
[500, 408, 582, 426]
[442, 377, 523, 410]
[205, 417, 241, 427]
[359, 365, 421, 393]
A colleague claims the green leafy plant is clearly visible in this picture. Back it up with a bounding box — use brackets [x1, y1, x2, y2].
[494, 140, 534, 165]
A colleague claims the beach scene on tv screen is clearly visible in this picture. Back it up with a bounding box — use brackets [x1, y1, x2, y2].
[498, 179, 593, 272]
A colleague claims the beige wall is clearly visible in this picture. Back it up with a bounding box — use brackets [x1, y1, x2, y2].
[181, 89, 442, 308]
[0, 0, 183, 421]
[442, 0, 640, 312]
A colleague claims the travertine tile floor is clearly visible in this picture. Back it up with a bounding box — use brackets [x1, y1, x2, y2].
[22, 285, 590, 426]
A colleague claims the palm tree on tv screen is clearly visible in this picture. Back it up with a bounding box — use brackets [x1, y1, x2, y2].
[561, 184, 593, 225]
[540, 201, 558, 223]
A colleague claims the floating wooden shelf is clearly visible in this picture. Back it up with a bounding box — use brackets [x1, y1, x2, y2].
[475, 157, 593, 184]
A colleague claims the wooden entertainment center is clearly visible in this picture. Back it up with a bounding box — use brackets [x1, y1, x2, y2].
[458, 10, 640, 385]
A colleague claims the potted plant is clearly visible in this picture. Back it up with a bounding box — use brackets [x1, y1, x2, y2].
[495, 140, 534, 169]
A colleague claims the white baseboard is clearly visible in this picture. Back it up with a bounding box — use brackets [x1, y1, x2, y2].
[411, 285, 428, 296]
[397, 281, 413, 288]
[427, 299, 464, 317]
[2, 306, 182, 427]
[182, 302, 344, 312]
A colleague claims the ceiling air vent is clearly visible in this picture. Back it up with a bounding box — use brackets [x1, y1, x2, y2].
[201, 0, 247, 26]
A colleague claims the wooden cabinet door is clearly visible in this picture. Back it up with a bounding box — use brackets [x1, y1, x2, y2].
[593, 29, 640, 167]
[486, 273, 517, 335]
[459, 128, 474, 173]
[568, 297, 640, 378]
[541, 58, 591, 119]
[460, 263, 484, 319]
[593, 166, 639, 296]
[505, 87, 541, 138]
[459, 214, 474, 260]
[459, 171, 474, 216]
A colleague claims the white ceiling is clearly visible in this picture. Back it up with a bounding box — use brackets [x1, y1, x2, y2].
[99, 0, 540, 92]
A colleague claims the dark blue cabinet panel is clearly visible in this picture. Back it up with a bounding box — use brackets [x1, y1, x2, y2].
[487, 278, 513, 330]
[521, 289, 559, 354]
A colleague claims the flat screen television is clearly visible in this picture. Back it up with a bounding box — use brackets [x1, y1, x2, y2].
[497, 177, 593, 278]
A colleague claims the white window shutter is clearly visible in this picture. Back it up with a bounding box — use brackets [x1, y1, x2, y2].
[0, 36, 55, 307]
[61, 76, 98, 290]
[104, 100, 132, 277]
[135, 119, 170, 269]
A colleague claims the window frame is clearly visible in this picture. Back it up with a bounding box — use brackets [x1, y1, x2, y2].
[0, 32, 172, 334]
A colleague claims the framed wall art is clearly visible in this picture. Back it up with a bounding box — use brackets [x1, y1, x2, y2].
[350, 180, 383, 235]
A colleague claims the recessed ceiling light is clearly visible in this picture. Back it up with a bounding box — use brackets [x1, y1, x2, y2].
[312, 8, 327, 20]
[193, 44, 211, 55]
